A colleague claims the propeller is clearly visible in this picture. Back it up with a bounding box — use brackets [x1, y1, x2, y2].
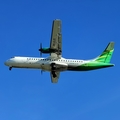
[38, 43, 42, 57]
[41, 70, 43, 74]
[41, 70, 45, 75]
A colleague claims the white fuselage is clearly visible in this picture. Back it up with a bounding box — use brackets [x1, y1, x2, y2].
[4, 56, 88, 72]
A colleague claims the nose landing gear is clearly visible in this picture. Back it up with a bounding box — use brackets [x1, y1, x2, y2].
[9, 67, 12, 71]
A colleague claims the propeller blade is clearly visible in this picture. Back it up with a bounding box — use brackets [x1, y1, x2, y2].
[41, 70, 43, 74]
[40, 43, 42, 49]
[39, 43, 42, 57]
[40, 51, 42, 57]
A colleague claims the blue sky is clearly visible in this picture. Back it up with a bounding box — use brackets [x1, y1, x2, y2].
[1, 0, 120, 120]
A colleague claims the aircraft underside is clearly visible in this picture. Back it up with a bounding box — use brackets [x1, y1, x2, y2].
[4, 19, 115, 83]
[9, 62, 114, 72]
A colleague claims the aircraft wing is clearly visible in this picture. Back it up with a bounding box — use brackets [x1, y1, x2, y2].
[50, 19, 62, 58]
[50, 71, 60, 83]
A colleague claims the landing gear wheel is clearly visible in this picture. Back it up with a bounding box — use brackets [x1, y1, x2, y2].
[9, 67, 12, 71]
[53, 74, 56, 78]
[52, 71, 57, 78]
[51, 63, 56, 70]
[51, 63, 57, 78]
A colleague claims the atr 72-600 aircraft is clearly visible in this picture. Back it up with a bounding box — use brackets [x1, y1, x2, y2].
[4, 19, 115, 83]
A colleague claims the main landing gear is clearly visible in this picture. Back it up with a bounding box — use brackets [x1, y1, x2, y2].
[9, 67, 12, 71]
[51, 63, 57, 78]
[52, 71, 57, 78]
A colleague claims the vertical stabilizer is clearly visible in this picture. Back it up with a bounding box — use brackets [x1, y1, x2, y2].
[95, 42, 114, 63]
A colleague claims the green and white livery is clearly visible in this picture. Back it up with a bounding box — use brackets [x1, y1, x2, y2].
[4, 19, 115, 83]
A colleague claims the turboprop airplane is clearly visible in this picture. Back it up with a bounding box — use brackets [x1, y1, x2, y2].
[4, 19, 115, 83]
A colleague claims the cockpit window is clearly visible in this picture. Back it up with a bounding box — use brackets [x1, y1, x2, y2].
[11, 57, 15, 58]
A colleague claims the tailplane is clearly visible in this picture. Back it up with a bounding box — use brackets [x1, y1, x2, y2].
[95, 42, 114, 63]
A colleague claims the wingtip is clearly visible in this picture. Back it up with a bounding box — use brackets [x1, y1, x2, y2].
[54, 19, 61, 21]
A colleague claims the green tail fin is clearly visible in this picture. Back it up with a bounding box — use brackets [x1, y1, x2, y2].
[95, 42, 114, 63]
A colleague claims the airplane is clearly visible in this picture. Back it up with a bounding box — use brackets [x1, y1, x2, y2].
[4, 19, 115, 83]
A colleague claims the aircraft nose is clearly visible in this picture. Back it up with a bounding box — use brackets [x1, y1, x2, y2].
[4, 60, 11, 66]
[4, 60, 9, 66]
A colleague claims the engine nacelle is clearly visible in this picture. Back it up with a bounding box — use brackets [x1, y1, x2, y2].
[39, 48, 50, 53]
[39, 48, 61, 54]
